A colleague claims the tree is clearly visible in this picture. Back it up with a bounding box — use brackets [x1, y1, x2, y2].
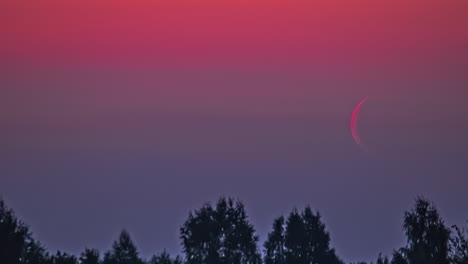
[79, 249, 100, 264]
[173, 256, 183, 264]
[450, 223, 468, 264]
[281, 207, 343, 264]
[284, 209, 307, 264]
[103, 230, 144, 264]
[21, 239, 49, 264]
[50, 251, 78, 264]
[180, 197, 261, 264]
[391, 250, 408, 264]
[301, 207, 342, 264]
[402, 197, 450, 264]
[264, 216, 285, 264]
[149, 250, 183, 264]
[376, 253, 389, 264]
[1, 199, 30, 264]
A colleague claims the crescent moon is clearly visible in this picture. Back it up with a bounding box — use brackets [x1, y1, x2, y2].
[350, 96, 369, 150]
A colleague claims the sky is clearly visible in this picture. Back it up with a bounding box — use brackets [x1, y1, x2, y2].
[1, 0, 468, 262]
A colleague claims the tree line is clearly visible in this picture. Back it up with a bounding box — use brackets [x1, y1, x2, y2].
[1, 196, 467, 264]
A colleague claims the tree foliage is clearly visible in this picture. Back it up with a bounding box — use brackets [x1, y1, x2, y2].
[284, 209, 307, 264]
[265, 206, 343, 264]
[264, 216, 285, 264]
[50, 251, 78, 264]
[149, 250, 183, 264]
[22, 239, 49, 264]
[79, 249, 100, 264]
[180, 197, 261, 264]
[391, 250, 408, 264]
[0, 196, 466, 264]
[402, 197, 450, 264]
[103, 230, 144, 264]
[450, 223, 468, 264]
[376, 253, 390, 264]
[0, 199, 29, 264]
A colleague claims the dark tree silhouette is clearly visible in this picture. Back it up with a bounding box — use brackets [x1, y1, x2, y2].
[3, 195, 467, 264]
[79, 249, 100, 264]
[269, 207, 343, 264]
[391, 250, 408, 264]
[301, 207, 342, 264]
[284, 209, 308, 264]
[0, 199, 29, 264]
[402, 197, 450, 264]
[149, 250, 183, 264]
[264, 216, 285, 264]
[102, 230, 144, 264]
[376, 253, 390, 264]
[50, 251, 78, 264]
[450, 223, 468, 264]
[22, 239, 49, 264]
[180, 197, 261, 264]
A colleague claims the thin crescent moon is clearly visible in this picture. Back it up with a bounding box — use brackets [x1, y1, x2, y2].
[350, 96, 369, 150]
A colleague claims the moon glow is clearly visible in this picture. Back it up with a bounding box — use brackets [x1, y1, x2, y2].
[350, 96, 369, 150]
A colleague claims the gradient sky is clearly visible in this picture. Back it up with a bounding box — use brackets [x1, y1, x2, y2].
[1, 0, 468, 262]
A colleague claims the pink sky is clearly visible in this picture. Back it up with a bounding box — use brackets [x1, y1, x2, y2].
[2, 0, 467, 67]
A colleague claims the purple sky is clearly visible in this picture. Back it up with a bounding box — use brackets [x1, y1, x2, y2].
[2, 65, 467, 262]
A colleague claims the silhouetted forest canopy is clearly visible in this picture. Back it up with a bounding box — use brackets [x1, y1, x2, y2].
[1, 196, 467, 264]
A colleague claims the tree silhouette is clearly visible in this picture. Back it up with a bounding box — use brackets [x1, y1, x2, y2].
[50, 251, 78, 264]
[391, 250, 408, 264]
[22, 239, 49, 264]
[79, 249, 100, 264]
[149, 250, 183, 264]
[180, 197, 261, 264]
[450, 223, 468, 264]
[2, 195, 467, 264]
[264, 216, 285, 264]
[0, 199, 29, 264]
[268, 207, 343, 264]
[402, 197, 450, 264]
[284, 209, 308, 264]
[376, 253, 390, 264]
[102, 230, 144, 264]
[301, 207, 342, 264]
